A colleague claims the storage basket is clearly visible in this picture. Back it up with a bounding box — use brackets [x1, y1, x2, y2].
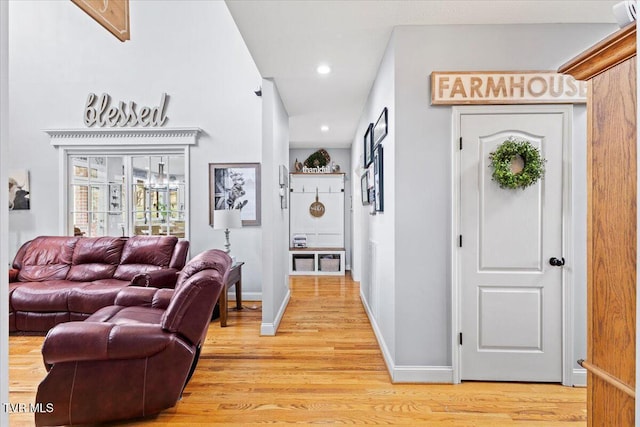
[320, 258, 340, 272]
[294, 258, 314, 272]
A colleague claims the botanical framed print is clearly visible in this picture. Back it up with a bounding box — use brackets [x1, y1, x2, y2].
[373, 107, 388, 147]
[209, 163, 261, 226]
[374, 145, 384, 212]
[364, 123, 374, 168]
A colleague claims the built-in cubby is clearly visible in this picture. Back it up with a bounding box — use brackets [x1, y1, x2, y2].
[289, 173, 345, 275]
[289, 248, 346, 276]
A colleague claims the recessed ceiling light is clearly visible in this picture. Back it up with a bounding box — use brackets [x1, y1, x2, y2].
[317, 64, 331, 75]
[320, 125, 329, 132]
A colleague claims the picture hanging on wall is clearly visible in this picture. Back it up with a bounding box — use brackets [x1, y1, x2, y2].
[209, 163, 261, 226]
[279, 164, 289, 210]
[9, 169, 30, 210]
[364, 123, 374, 168]
[374, 145, 384, 212]
[360, 173, 370, 206]
[373, 107, 388, 147]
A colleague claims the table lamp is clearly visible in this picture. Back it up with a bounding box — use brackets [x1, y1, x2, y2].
[213, 209, 242, 257]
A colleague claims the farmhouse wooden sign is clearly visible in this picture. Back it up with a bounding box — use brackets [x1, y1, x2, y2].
[431, 71, 587, 105]
[72, 0, 130, 42]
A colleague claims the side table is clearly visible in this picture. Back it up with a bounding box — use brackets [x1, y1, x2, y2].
[220, 261, 244, 327]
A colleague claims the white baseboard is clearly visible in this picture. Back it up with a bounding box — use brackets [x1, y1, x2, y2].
[572, 368, 586, 387]
[360, 290, 453, 383]
[260, 288, 290, 336]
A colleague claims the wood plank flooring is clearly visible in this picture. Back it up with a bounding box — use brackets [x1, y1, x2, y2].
[8, 274, 586, 426]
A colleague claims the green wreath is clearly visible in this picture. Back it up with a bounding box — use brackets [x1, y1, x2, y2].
[489, 137, 546, 190]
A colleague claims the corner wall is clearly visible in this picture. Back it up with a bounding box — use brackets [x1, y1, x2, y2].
[261, 78, 290, 335]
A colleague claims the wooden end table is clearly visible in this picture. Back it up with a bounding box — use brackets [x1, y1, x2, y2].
[220, 261, 244, 327]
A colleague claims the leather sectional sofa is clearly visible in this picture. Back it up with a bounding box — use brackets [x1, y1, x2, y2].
[9, 235, 189, 333]
[34, 249, 231, 426]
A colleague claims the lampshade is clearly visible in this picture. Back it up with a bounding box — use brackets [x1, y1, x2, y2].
[213, 209, 242, 230]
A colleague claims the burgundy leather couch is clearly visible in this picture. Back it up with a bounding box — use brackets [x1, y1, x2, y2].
[9, 235, 189, 333]
[34, 249, 231, 426]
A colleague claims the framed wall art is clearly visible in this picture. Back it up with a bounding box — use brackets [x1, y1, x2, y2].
[374, 145, 384, 212]
[209, 163, 261, 226]
[9, 169, 30, 210]
[360, 173, 370, 206]
[373, 107, 388, 147]
[364, 123, 374, 167]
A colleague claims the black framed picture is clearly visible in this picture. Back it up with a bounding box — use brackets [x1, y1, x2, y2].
[364, 123, 374, 167]
[373, 107, 388, 147]
[360, 173, 370, 205]
[374, 145, 384, 212]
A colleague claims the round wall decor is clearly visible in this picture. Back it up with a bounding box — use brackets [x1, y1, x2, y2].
[489, 137, 546, 190]
[309, 190, 325, 217]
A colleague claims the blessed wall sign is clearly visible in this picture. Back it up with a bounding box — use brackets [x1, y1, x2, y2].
[84, 93, 169, 127]
[431, 71, 587, 105]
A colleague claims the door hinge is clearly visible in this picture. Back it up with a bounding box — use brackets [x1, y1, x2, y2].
[459, 137, 463, 150]
[459, 332, 463, 345]
[458, 235, 463, 247]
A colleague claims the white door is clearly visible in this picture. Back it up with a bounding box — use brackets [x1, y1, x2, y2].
[459, 108, 566, 382]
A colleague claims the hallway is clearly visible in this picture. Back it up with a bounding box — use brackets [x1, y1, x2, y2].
[8, 274, 586, 425]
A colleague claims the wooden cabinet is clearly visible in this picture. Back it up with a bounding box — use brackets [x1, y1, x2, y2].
[559, 23, 636, 426]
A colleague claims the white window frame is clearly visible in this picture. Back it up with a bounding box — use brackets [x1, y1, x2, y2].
[47, 127, 200, 240]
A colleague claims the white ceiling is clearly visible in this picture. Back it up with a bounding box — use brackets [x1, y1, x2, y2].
[225, 0, 620, 149]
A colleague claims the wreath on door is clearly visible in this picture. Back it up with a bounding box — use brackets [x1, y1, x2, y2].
[489, 137, 546, 190]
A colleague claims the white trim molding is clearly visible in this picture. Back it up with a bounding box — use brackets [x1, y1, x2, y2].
[46, 127, 200, 238]
[46, 127, 201, 146]
[361, 290, 454, 383]
[451, 105, 574, 386]
[261, 288, 290, 336]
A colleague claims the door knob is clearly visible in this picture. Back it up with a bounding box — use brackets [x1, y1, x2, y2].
[549, 257, 565, 267]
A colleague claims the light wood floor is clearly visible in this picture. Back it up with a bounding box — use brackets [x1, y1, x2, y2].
[9, 274, 586, 426]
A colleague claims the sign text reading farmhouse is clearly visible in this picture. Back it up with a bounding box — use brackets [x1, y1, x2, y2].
[84, 93, 169, 127]
[431, 72, 586, 105]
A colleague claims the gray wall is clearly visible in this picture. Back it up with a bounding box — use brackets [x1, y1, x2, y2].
[261, 78, 290, 334]
[353, 23, 616, 380]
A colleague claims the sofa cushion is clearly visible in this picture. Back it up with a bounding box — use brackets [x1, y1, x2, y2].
[66, 237, 126, 281]
[15, 311, 70, 332]
[11, 280, 90, 312]
[17, 236, 79, 282]
[67, 279, 131, 314]
[113, 236, 178, 281]
[88, 305, 165, 325]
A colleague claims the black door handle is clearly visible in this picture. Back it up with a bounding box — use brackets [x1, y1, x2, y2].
[549, 257, 565, 267]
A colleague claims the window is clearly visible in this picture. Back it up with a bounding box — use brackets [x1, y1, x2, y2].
[69, 154, 186, 238]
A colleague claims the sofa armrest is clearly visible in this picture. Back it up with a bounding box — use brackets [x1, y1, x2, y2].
[42, 322, 171, 366]
[9, 268, 18, 282]
[131, 268, 179, 289]
[152, 288, 174, 310]
[114, 286, 158, 307]
[114, 286, 174, 310]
